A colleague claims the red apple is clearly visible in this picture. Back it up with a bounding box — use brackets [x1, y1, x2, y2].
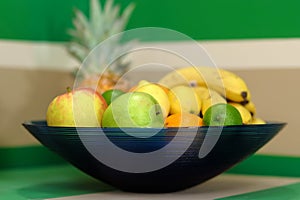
[46, 87, 107, 127]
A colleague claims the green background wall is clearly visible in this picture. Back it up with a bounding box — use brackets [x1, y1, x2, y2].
[1, 0, 300, 42]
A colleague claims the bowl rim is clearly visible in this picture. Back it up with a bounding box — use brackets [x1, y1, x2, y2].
[22, 120, 287, 136]
[23, 120, 286, 127]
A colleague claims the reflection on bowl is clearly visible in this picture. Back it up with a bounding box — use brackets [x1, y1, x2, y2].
[23, 120, 285, 193]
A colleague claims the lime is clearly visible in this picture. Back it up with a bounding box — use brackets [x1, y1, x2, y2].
[203, 103, 243, 126]
[102, 89, 125, 105]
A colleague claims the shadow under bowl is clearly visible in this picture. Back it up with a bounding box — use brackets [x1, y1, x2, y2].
[23, 120, 286, 193]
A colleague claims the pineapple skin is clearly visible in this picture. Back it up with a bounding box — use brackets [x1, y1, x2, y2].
[79, 72, 130, 94]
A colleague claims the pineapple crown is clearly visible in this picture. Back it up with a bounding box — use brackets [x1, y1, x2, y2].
[67, 0, 135, 75]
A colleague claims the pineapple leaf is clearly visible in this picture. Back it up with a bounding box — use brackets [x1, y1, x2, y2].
[104, 0, 113, 15]
[121, 3, 135, 26]
[66, 0, 136, 76]
[71, 9, 93, 47]
[67, 42, 90, 62]
[90, 0, 102, 21]
[90, 0, 104, 42]
[73, 8, 90, 32]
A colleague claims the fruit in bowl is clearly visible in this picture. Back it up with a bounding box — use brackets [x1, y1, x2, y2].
[203, 103, 243, 126]
[46, 87, 107, 127]
[101, 91, 164, 128]
[23, 66, 285, 193]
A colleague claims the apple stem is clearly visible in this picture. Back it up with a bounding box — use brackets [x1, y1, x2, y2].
[66, 87, 72, 93]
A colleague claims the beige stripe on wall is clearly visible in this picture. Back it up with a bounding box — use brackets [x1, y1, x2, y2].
[1, 39, 300, 70]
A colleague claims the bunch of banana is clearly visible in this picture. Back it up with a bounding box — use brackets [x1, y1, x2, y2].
[158, 66, 266, 124]
[158, 66, 251, 102]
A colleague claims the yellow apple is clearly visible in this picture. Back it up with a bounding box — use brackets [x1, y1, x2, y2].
[168, 85, 201, 115]
[46, 88, 107, 127]
[133, 80, 170, 118]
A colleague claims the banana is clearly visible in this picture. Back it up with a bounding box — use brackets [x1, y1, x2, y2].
[228, 102, 252, 124]
[242, 101, 256, 116]
[158, 66, 251, 102]
[251, 117, 266, 124]
[193, 86, 227, 116]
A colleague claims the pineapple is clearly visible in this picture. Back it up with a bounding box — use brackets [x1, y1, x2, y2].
[67, 0, 135, 94]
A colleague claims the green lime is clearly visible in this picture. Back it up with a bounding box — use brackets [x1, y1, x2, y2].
[203, 103, 243, 126]
[102, 89, 125, 105]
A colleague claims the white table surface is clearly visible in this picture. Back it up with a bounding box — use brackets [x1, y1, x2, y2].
[48, 174, 300, 200]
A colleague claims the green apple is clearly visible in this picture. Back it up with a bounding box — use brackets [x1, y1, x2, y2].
[46, 88, 107, 127]
[133, 80, 170, 119]
[101, 92, 164, 128]
[102, 89, 125, 105]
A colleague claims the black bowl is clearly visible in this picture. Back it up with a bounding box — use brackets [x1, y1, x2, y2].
[23, 120, 285, 193]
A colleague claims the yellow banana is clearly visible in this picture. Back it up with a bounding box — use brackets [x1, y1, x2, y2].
[242, 101, 256, 116]
[193, 86, 227, 116]
[251, 117, 266, 124]
[158, 66, 251, 102]
[228, 102, 252, 124]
